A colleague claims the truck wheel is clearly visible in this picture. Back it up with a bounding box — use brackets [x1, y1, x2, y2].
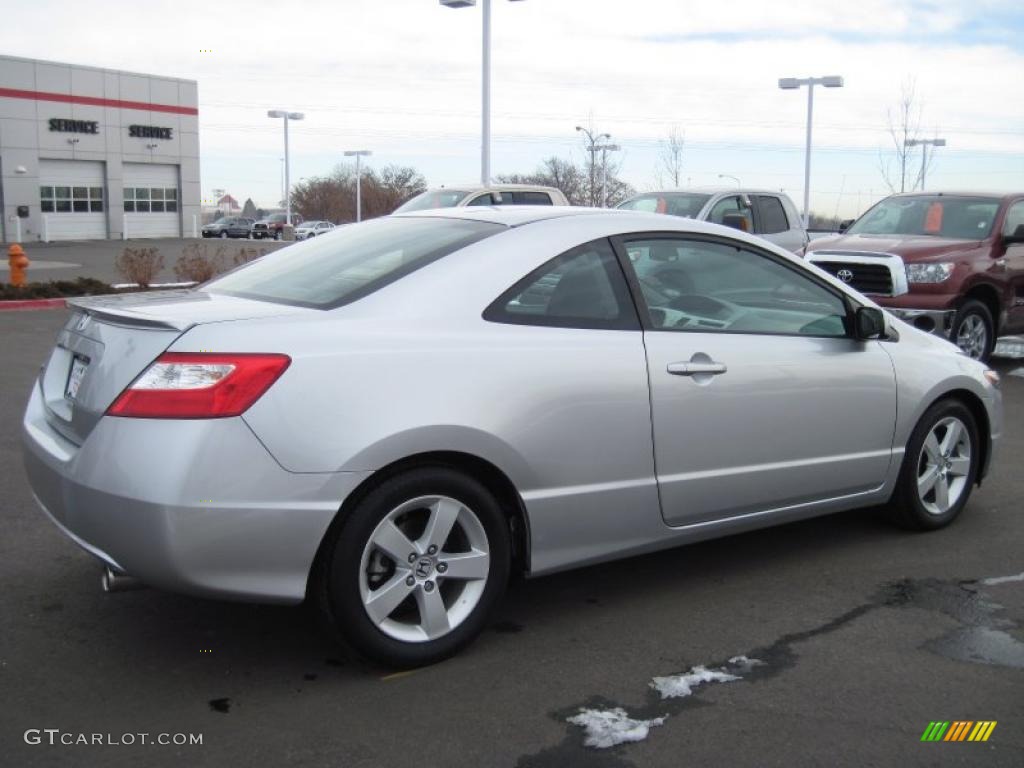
[274, 231, 281, 241]
[952, 300, 994, 361]
[886, 398, 979, 531]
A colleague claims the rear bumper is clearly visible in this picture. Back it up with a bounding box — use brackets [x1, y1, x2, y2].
[22, 381, 371, 603]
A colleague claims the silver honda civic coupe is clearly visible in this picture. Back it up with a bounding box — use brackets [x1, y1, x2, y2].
[23, 207, 1002, 666]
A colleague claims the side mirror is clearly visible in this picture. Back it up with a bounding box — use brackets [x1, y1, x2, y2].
[854, 306, 886, 340]
[721, 212, 750, 233]
[838, 218, 854, 233]
[1002, 223, 1024, 246]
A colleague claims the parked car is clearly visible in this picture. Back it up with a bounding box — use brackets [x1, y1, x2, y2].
[805, 192, 1024, 361]
[394, 184, 569, 213]
[295, 220, 335, 240]
[201, 217, 254, 239]
[253, 213, 303, 240]
[23, 207, 1002, 667]
[617, 188, 809, 254]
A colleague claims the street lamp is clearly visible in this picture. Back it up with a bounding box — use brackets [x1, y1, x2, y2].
[344, 150, 373, 222]
[576, 126, 613, 206]
[267, 109, 305, 226]
[905, 138, 946, 191]
[440, 0, 526, 185]
[718, 174, 741, 187]
[778, 75, 844, 226]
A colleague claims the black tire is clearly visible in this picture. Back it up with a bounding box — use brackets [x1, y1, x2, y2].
[316, 466, 511, 668]
[887, 398, 979, 531]
[952, 299, 994, 362]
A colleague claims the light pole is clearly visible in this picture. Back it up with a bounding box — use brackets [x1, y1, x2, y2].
[344, 150, 372, 222]
[267, 110, 304, 225]
[778, 75, 844, 226]
[718, 173, 741, 187]
[905, 138, 946, 191]
[598, 143, 620, 207]
[440, 0, 526, 185]
[577, 128, 606, 207]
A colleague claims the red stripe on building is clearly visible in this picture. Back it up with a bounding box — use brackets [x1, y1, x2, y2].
[0, 87, 197, 116]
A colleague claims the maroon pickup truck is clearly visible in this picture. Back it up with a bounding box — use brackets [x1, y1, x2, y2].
[806, 192, 1024, 361]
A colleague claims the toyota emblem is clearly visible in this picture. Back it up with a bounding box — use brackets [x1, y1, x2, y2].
[836, 268, 854, 283]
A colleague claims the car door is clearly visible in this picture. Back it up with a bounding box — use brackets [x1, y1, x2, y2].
[1000, 199, 1024, 332]
[615, 233, 898, 527]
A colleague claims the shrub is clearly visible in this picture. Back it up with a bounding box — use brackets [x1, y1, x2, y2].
[0, 277, 116, 300]
[174, 242, 226, 283]
[115, 247, 164, 288]
[232, 246, 270, 268]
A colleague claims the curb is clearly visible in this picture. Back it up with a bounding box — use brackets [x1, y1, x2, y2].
[0, 298, 68, 312]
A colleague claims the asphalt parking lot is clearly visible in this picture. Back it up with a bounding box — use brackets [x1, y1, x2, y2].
[1, 308, 1023, 768]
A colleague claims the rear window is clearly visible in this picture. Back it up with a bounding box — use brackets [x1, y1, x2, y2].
[205, 217, 503, 309]
[617, 193, 711, 218]
[394, 190, 471, 213]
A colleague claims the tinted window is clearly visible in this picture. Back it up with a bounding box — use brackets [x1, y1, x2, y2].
[618, 193, 711, 217]
[466, 194, 497, 206]
[755, 196, 789, 234]
[509, 191, 553, 205]
[484, 239, 638, 330]
[622, 237, 848, 337]
[847, 195, 1000, 238]
[707, 196, 753, 231]
[207, 217, 502, 309]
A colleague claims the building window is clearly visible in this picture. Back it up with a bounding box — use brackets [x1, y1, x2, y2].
[41, 184, 103, 214]
[124, 187, 178, 214]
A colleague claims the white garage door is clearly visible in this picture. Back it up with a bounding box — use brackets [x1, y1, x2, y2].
[39, 160, 107, 241]
[123, 163, 180, 238]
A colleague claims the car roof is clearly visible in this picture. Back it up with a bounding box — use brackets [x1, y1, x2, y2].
[391, 205, 624, 227]
[426, 184, 563, 194]
[628, 187, 789, 196]
[884, 191, 1019, 201]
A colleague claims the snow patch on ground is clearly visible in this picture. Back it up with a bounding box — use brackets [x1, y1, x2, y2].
[651, 656, 765, 700]
[566, 707, 666, 749]
[982, 572, 1024, 585]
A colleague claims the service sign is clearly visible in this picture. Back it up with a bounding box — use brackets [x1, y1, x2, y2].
[48, 118, 98, 134]
[129, 124, 173, 140]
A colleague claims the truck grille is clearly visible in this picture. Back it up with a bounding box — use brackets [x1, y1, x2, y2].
[813, 261, 894, 295]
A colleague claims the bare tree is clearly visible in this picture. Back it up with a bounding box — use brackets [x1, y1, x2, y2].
[497, 156, 635, 207]
[290, 164, 426, 223]
[656, 125, 685, 188]
[879, 79, 935, 193]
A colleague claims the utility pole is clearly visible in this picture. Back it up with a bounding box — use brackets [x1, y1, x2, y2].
[576, 126, 613, 206]
[599, 143, 621, 208]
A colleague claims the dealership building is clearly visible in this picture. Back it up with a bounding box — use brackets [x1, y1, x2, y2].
[0, 55, 200, 242]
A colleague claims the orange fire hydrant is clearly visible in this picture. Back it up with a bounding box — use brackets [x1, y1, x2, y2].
[9, 244, 29, 287]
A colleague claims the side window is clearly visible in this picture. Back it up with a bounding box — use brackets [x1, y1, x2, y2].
[484, 239, 638, 330]
[512, 191, 553, 205]
[1002, 201, 1024, 238]
[467, 194, 496, 206]
[622, 237, 848, 337]
[754, 196, 789, 234]
[707, 196, 753, 232]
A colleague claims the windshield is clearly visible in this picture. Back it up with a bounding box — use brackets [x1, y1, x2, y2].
[617, 193, 712, 218]
[846, 195, 1000, 239]
[394, 190, 471, 213]
[206, 216, 502, 309]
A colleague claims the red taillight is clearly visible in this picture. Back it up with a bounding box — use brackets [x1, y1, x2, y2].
[107, 353, 291, 419]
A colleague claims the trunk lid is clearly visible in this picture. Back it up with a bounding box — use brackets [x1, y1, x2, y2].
[39, 290, 307, 445]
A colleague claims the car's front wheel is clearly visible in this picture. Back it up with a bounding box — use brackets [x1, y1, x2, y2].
[887, 398, 979, 530]
[317, 467, 511, 667]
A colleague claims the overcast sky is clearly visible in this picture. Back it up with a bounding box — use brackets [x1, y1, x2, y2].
[3, 0, 1022, 216]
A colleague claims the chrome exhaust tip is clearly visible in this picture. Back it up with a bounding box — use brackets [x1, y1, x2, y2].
[101, 566, 144, 593]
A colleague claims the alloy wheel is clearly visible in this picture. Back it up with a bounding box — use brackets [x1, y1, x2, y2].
[956, 314, 987, 359]
[916, 416, 972, 516]
[359, 495, 490, 643]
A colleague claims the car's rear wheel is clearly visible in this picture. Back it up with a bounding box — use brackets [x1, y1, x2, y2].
[887, 399, 979, 530]
[317, 467, 511, 667]
[953, 300, 994, 362]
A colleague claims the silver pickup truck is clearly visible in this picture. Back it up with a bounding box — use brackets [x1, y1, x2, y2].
[617, 188, 809, 254]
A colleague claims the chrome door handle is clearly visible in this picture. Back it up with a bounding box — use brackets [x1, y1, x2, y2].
[667, 361, 727, 376]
